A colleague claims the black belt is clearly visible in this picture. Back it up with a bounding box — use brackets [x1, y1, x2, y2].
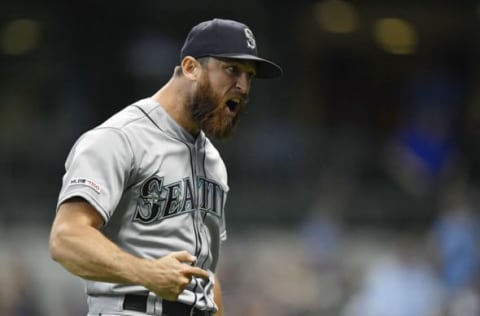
[123, 294, 212, 316]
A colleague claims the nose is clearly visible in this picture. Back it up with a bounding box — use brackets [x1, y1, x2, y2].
[235, 72, 251, 94]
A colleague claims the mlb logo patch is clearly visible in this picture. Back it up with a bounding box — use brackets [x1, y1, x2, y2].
[69, 178, 101, 193]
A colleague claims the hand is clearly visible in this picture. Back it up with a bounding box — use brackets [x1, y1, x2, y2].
[141, 251, 210, 301]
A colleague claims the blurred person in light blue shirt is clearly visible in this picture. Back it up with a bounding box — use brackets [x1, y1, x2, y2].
[343, 230, 446, 316]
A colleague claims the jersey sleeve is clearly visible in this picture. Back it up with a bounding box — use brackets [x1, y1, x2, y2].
[57, 127, 134, 224]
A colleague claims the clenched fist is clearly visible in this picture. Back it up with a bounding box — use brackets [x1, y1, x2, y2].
[138, 251, 211, 301]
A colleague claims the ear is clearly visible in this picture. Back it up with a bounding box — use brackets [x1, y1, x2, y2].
[181, 56, 202, 80]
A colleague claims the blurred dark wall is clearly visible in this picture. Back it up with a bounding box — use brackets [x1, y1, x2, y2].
[1, 0, 479, 231]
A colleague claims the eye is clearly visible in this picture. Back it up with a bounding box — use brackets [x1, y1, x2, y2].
[224, 62, 255, 80]
[225, 65, 239, 75]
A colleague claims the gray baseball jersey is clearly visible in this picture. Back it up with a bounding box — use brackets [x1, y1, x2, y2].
[57, 98, 228, 311]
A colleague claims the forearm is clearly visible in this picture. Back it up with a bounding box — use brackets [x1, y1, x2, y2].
[50, 220, 146, 285]
[50, 200, 150, 286]
[50, 199, 211, 301]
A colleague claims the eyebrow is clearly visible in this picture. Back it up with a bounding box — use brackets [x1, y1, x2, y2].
[217, 58, 257, 75]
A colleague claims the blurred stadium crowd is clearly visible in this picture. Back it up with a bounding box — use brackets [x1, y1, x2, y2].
[1, 0, 480, 315]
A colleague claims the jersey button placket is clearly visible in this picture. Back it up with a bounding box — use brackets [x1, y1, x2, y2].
[192, 141, 207, 268]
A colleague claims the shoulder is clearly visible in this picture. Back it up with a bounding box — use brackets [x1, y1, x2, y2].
[98, 101, 147, 130]
[68, 126, 134, 164]
[93, 99, 166, 145]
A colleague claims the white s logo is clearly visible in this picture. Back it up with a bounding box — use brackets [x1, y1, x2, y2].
[244, 28, 256, 50]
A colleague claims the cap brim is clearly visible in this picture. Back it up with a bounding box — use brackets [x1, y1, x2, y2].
[209, 53, 283, 79]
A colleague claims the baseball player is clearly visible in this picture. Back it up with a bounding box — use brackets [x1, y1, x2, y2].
[49, 18, 282, 316]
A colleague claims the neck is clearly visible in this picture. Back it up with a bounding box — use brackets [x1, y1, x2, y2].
[151, 77, 200, 136]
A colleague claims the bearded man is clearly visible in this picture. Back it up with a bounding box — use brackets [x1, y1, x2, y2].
[49, 18, 281, 316]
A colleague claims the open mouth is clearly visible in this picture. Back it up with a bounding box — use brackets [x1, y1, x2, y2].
[226, 98, 241, 113]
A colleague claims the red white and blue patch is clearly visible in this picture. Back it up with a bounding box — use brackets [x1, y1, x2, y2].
[69, 178, 101, 194]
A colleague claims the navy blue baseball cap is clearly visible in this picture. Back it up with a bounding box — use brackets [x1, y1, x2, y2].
[180, 18, 282, 79]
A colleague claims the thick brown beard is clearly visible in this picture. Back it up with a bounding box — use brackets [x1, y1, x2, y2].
[188, 77, 242, 140]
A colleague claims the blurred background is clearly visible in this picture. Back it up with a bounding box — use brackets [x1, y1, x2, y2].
[1, 0, 480, 315]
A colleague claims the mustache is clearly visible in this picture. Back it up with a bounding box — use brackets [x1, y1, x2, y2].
[231, 93, 249, 105]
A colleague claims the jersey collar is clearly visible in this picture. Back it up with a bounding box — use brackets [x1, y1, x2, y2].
[134, 98, 205, 145]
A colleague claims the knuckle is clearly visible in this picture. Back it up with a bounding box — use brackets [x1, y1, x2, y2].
[180, 277, 190, 287]
[172, 289, 182, 298]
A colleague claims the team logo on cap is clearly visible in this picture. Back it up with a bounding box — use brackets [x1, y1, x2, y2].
[244, 28, 256, 50]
